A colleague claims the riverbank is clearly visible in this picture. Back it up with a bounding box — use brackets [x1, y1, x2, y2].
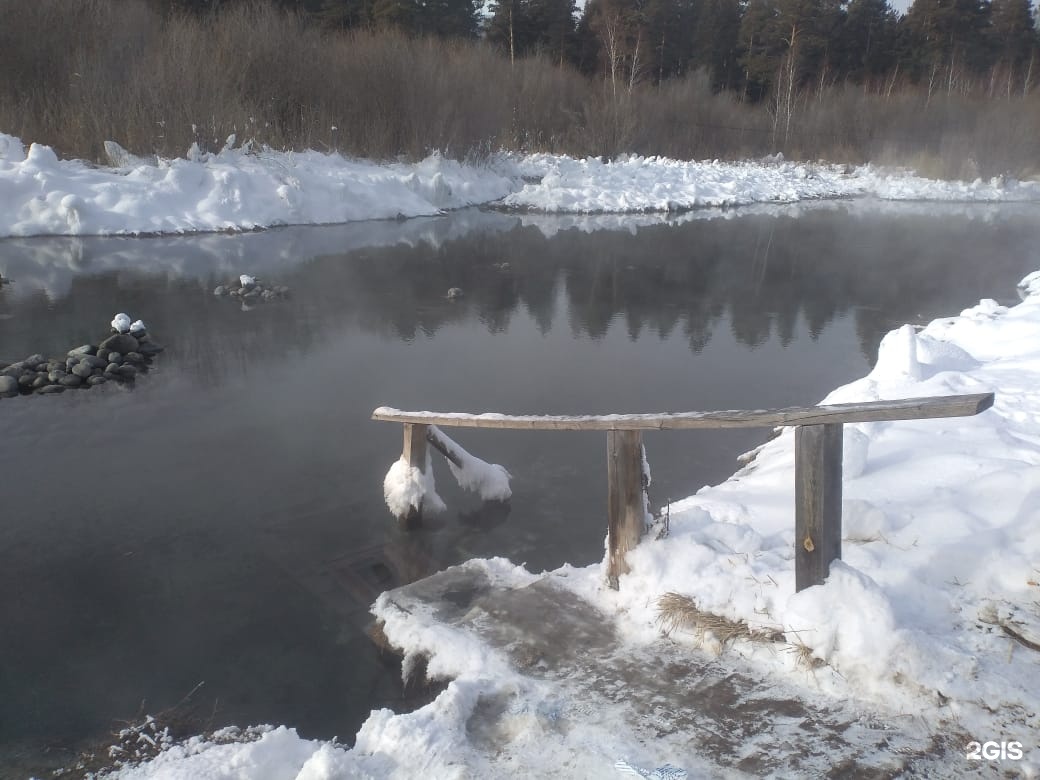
[2, 133, 1040, 238]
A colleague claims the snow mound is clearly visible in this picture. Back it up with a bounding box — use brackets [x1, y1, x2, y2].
[4, 132, 1040, 237]
[498, 154, 1040, 214]
[0, 134, 514, 237]
[383, 451, 445, 518]
[431, 426, 512, 501]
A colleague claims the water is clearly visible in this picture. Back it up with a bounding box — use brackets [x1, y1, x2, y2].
[0, 202, 1037, 774]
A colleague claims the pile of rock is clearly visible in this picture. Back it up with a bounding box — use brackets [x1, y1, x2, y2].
[213, 274, 290, 304]
[0, 313, 164, 398]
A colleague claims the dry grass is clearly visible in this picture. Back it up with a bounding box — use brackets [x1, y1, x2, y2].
[657, 592, 785, 651]
[49, 681, 243, 779]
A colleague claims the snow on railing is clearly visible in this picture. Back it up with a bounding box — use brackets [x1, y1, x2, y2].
[373, 392, 994, 591]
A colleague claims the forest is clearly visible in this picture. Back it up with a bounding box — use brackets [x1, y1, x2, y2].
[1, 0, 1038, 177]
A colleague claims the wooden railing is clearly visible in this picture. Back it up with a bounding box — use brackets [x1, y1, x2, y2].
[373, 392, 994, 593]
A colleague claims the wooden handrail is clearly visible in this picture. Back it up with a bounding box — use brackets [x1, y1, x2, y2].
[372, 393, 993, 430]
[374, 391, 996, 593]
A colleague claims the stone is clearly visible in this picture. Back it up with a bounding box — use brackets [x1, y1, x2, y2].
[48, 370, 67, 383]
[80, 355, 107, 369]
[72, 362, 94, 379]
[116, 365, 138, 379]
[107, 352, 123, 365]
[99, 333, 139, 355]
[36, 385, 64, 394]
[138, 343, 164, 356]
[96, 348, 110, 362]
[23, 353, 45, 366]
[68, 345, 97, 357]
[18, 373, 35, 388]
[59, 374, 83, 387]
[32, 375, 49, 389]
[1, 363, 25, 378]
[87, 375, 107, 386]
[124, 352, 145, 364]
[244, 289, 260, 300]
[214, 285, 227, 296]
[46, 360, 63, 373]
[104, 363, 120, 375]
[0, 376, 18, 396]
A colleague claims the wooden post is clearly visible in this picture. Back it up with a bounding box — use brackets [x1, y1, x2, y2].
[795, 423, 843, 591]
[401, 423, 428, 530]
[607, 429, 646, 589]
[425, 426, 463, 468]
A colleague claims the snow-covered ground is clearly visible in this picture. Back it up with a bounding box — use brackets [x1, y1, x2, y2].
[3, 132, 1040, 238]
[97, 275, 1040, 777]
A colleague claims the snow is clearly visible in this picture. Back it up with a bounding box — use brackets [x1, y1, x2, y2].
[107, 727, 346, 780]
[430, 425, 512, 501]
[110, 312, 132, 334]
[3, 132, 1040, 238]
[498, 153, 1040, 213]
[382, 450, 445, 519]
[0, 133, 513, 237]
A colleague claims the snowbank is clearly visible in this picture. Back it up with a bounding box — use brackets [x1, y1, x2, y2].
[588, 289, 1040, 752]
[0, 133, 512, 237]
[499, 153, 1040, 212]
[4, 132, 1040, 237]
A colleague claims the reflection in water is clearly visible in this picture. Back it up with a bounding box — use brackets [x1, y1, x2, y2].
[0, 203, 1037, 774]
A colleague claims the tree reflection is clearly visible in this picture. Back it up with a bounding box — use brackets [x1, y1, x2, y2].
[2, 207, 1036, 378]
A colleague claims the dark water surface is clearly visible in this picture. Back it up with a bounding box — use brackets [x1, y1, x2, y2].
[0, 202, 1037, 774]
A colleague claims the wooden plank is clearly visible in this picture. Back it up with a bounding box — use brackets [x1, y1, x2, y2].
[606, 430, 646, 590]
[400, 423, 428, 530]
[795, 424, 843, 592]
[372, 393, 993, 431]
[425, 426, 463, 468]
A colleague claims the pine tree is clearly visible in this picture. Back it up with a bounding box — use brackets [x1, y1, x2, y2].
[902, 0, 992, 90]
[989, 0, 1037, 92]
[528, 0, 577, 65]
[839, 0, 898, 84]
[316, 0, 373, 27]
[487, 0, 535, 61]
[370, 0, 477, 36]
[738, 0, 782, 100]
[691, 0, 743, 91]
